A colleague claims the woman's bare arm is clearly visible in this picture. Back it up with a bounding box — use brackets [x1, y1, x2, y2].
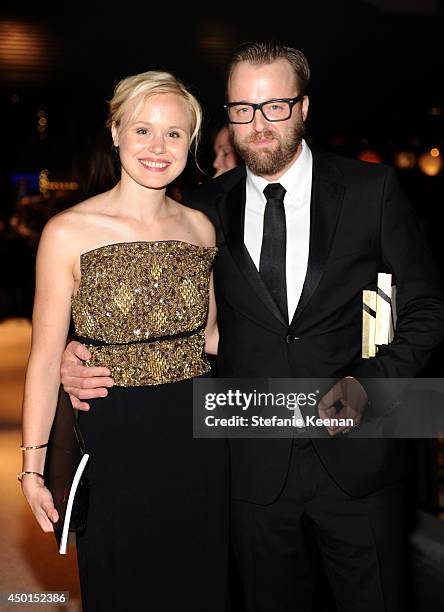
[21, 214, 76, 531]
[189, 208, 219, 356]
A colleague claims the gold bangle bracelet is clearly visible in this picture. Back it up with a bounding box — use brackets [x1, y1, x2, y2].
[20, 443, 48, 451]
[17, 471, 45, 482]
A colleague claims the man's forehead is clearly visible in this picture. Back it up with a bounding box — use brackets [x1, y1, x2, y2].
[228, 60, 297, 95]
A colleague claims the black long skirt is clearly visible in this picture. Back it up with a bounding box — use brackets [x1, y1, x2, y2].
[76, 379, 229, 611]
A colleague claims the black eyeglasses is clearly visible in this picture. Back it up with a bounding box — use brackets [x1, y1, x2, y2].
[224, 95, 304, 124]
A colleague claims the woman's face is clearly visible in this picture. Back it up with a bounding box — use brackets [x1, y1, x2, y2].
[113, 92, 192, 190]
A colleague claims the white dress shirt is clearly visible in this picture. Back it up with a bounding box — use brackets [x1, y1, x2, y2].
[244, 139, 313, 321]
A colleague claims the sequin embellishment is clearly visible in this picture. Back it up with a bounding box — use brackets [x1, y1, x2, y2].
[71, 241, 217, 386]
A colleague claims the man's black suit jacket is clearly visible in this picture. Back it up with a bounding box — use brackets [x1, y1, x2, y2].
[186, 150, 444, 504]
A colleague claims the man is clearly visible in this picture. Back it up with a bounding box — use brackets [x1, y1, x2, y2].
[61, 42, 444, 611]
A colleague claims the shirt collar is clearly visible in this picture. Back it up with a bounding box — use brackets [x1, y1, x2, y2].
[246, 139, 312, 208]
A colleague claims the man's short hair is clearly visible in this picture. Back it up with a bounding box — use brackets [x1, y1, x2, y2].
[225, 41, 310, 97]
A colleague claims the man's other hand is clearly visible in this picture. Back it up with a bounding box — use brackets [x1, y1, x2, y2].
[318, 377, 368, 436]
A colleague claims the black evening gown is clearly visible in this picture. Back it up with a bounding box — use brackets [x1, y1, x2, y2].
[71, 241, 229, 611]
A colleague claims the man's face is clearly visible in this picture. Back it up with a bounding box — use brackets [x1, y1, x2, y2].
[227, 59, 309, 180]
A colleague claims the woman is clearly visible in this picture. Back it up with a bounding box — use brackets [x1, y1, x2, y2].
[20, 71, 228, 611]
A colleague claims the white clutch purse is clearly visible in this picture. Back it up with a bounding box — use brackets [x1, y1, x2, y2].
[362, 273, 397, 359]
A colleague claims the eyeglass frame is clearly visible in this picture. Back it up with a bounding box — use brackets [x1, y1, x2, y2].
[223, 95, 304, 124]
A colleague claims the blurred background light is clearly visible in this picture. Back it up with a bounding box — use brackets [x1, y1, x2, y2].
[358, 149, 383, 163]
[0, 20, 55, 83]
[418, 150, 443, 176]
[394, 150, 416, 169]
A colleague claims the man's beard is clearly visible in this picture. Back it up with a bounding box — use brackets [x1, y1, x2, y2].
[232, 119, 305, 176]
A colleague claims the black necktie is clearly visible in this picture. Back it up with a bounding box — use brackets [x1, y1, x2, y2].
[259, 183, 288, 322]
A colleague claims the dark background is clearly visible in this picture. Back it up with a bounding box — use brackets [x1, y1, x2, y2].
[1, 1, 443, 185]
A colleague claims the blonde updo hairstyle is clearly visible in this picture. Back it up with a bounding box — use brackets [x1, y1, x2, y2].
[107, 70, 202, 153]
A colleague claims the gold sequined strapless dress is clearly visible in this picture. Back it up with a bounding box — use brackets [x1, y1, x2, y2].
[71, 241, 229, 612]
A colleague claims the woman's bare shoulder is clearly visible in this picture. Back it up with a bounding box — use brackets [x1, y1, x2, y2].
[39, 191, 112, 251]
[179, 203, 216, 247]
[62, 190, 113, 218]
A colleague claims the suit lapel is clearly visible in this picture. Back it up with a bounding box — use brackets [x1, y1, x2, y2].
[217, 171, 288, 327]
[290, 152, 345, 327]
[216, 152, 345, 330]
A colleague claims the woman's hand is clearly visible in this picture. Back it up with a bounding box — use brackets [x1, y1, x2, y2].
[21, 477, 59, 532]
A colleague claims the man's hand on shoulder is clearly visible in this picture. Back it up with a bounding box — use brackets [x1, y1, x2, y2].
[61, 341, 114, 411]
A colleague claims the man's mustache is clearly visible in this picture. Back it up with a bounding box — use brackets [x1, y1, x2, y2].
[246, 130, 279, 144]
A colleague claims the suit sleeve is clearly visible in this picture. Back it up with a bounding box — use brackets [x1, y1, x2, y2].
[349, 167, 444, 413]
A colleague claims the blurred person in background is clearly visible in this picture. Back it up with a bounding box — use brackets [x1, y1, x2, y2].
[212, 123, 240, 177]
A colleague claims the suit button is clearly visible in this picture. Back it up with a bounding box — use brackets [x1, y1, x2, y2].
[285, 334, 299, 344]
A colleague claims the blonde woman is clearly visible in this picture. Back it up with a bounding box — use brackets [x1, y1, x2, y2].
[20, 71, 228, 610]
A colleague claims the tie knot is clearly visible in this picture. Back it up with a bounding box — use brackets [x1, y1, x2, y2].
[263, 183, 286, 202]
